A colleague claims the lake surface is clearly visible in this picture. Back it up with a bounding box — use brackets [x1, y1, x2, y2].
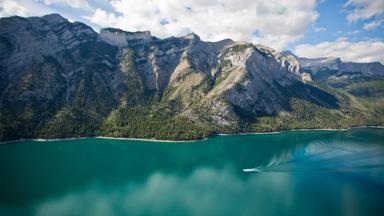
[0, 128, 383, 216]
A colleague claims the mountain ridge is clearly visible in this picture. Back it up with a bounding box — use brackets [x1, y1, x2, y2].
[0, 14, 383, 141]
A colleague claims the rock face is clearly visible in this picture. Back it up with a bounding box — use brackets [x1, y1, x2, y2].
[100, 28, 152, 47]
[0, 14, 381, 141]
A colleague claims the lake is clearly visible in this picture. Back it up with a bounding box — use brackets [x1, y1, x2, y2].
[0, 128, 383, 216]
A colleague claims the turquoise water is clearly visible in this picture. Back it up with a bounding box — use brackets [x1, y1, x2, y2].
[0, 128, 383, 216]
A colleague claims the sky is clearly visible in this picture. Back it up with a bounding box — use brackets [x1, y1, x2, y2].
[0, 0, 383, 63]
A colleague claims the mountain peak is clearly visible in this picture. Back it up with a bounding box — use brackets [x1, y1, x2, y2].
[101, 27, 151, 36]
[42, 13, 68, 25]
[280, 50, 297, 57]
[184, 32, 200, 41]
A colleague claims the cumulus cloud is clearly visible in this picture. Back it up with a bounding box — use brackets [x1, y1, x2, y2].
[0, 0, 82, 20]
[0, 0, 28, 17]
[84, 0, 320, 50]
[294, 37, 384, 63]
[84, 8, 118, 28]
[363, 19, 384, 30]
[42, 0, 89, 9]
[344, 0, 384, 22]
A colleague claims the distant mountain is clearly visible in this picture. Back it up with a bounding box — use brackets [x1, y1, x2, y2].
[280, 51, 384, 77]
[281, 52, 384, 100]
[0, 14, 383, 141]
[298, 56, 384, 76]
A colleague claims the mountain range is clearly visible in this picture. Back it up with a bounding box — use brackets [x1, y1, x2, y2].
[0, 14, 383, 141]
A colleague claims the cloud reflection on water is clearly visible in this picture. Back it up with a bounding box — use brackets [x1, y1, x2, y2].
[35, 168, 298, 216]
[34, 138, 384, 216]
[34, 164, 384, 216]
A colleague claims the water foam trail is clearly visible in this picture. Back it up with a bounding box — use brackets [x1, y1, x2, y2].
[243, 140, 384, 174]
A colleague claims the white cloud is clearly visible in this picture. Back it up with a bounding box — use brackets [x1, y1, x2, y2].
[0, 0, 82, 20]
[83, 8, 118, 28]
[313, 26, 326, 32]
[84, 0, 320, 50]
[344, 0, 384, 22]
[363, 19, 384, 30]
[294, 37, 384, 63]
[42, 0, 89, 9]
[345, 30, 360, 35]
[0, 0, 28, 17]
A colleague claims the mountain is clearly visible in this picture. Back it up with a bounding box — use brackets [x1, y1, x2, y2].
[292, 54, 384, 101]
[298, 56, 384, 76]
[0, 14, 383, 141]
[298, 56, 384, 85]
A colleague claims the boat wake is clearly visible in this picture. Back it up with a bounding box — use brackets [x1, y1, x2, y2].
[243, 140, 384, 175]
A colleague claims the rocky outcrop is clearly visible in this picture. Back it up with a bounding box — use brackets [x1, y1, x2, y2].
[99, 28, 152, 47]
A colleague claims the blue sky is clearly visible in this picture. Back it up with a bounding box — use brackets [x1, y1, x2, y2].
[0, 0, 383, 62]
[297, 0, 383, 44]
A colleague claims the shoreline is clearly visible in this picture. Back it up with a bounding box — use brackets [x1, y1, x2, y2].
[1, 125, 384, 145]
[218, 125, 384, 136]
